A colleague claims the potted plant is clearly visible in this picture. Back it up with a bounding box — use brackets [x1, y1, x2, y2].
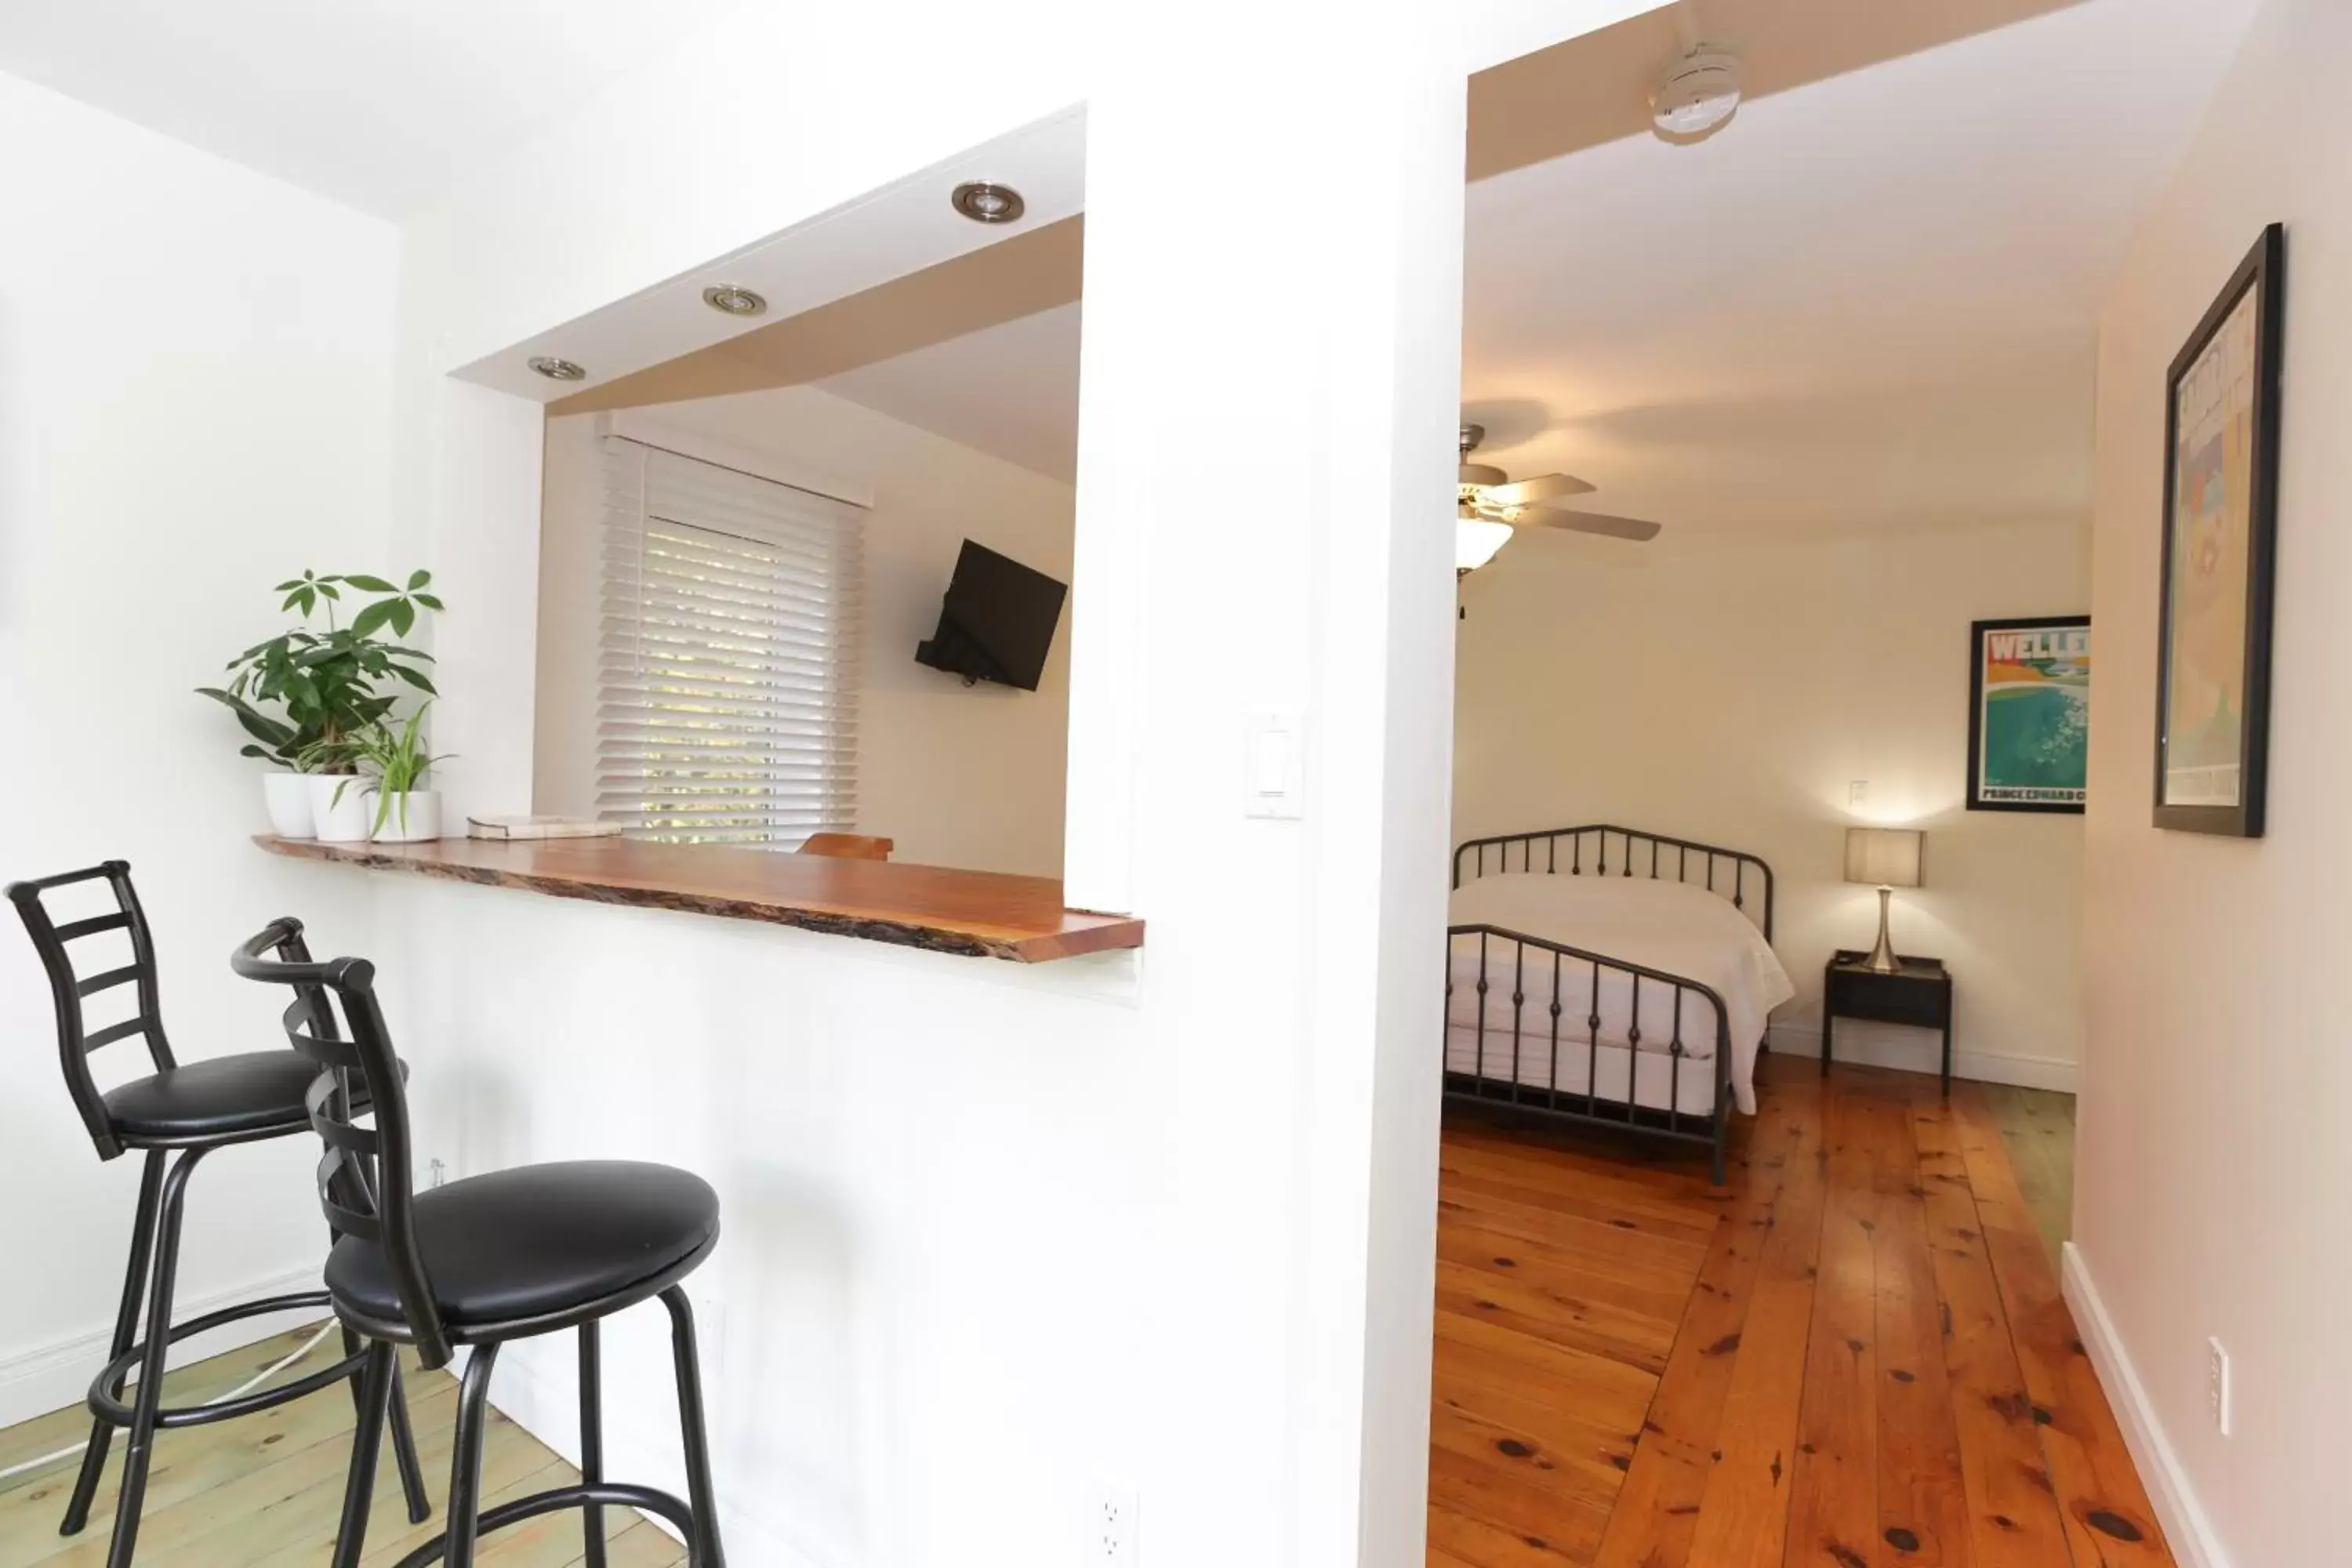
[296, 738, 378, 843]
[351, 706, 453, 843]
[198, 570, 443, 837]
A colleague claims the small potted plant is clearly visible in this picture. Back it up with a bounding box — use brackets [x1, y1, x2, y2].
[200, 570, 442, 837]
[351, 706, 453, 843]
[296, 737, 377, 843]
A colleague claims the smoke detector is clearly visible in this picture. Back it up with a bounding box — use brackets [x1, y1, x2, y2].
[1651, 43, 1743, 143]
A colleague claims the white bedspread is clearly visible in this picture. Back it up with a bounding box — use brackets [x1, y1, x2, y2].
[1446, 873, 1794, 1116]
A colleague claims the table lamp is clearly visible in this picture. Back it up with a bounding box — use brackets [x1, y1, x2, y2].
[1844, 827, 1924, 974]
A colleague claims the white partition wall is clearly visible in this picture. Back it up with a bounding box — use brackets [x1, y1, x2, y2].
[1065, 9, 1465, 1563]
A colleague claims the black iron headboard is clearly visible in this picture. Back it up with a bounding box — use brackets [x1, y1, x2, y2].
[1452, 824, 1774, 942]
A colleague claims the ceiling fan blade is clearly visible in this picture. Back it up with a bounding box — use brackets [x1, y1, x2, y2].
[1526, 509, 1664, 542]
[1482, 472, 1595, 506]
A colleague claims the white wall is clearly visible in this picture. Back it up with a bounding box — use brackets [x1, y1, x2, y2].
[0, 74, 400, 1421]
[1454, 519, 2090, 1086]
[534, 387, 1075, 877]
[2074, 0, 2352, 1561]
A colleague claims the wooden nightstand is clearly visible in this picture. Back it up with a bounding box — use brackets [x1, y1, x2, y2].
[1822, 951, 1955, 1094]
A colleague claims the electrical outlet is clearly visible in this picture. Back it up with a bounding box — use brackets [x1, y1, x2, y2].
[428, 1157, 448, 1190]
[1093, 1479, 1138, 1563]
[2208, 1337, 2231, 1436]
[1849, 779, 1868, 806]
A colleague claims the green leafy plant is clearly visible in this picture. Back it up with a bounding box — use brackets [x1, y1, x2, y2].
[347, 706, 454, 836]
[198, 569, 445, 770]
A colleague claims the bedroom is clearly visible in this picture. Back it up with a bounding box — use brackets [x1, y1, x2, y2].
[1427, 0, 2255, 1561]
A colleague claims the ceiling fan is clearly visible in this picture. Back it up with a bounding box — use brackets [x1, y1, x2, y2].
[1457, 423, 1662, 573]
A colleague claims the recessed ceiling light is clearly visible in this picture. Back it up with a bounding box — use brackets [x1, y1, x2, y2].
[1651, 43, 1743, 143]
[951, 181, 1025, 224]
[702, 283, 768, 317]
[528, 356, 587, 382]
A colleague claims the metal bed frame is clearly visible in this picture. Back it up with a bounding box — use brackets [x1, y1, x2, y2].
[1446, 825, 1777, 1184]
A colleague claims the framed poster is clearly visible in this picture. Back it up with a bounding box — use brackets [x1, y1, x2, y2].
[1967, 615, 2090, 814]
[2154, 223, 2284, 837]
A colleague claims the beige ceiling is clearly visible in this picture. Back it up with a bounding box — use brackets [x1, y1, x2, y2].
[578, 0, 2260, 531]
[1465, 0, 2078, 180]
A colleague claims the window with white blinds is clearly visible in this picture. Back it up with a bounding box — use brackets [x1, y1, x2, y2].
[597, 436, 864, 845]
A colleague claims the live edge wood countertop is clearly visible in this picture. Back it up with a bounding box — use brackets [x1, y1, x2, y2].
[254, 835, 1145, 963]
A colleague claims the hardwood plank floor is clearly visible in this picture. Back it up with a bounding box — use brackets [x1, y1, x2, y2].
[0, 1330, 681, 1566]
[1433, 1053, 2166, 1568]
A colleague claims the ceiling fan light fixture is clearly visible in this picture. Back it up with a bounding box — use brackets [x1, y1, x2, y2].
[1651, 43, 1743, 143]
[1457, 517, 1515, 574]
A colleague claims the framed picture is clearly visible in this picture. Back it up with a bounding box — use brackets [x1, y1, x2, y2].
[1967, 615, 2090, 813]
[2154, 223, 2284, 837]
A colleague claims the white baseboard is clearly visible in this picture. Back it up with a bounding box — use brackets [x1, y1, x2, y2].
[2061, 1242, 2230, 1568]
[1766, 1022, 2078, 1092]
[0, 1266, 329, 1432]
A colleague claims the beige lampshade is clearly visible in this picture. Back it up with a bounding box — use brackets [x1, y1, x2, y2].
[1844, 827, 1925, 888]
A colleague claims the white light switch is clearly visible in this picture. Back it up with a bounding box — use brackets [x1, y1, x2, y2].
[1246, 709, 1305, 819]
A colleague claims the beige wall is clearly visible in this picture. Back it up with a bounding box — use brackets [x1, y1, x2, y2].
[535, 385, 1074, 877]
[2076, 0, 2350, 1560]
[1453, 518, 2089, 1085]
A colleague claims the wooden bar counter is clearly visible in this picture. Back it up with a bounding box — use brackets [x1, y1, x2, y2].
[255, 834, 1143, 962]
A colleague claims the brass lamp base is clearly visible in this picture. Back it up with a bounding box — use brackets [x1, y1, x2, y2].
[1863, 884, 1902, 972]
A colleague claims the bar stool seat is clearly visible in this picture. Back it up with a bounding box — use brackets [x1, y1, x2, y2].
[325, 1160, 719, 1330]
[107, 1051, 390, 1142]
[104, 1051, 339, 1141]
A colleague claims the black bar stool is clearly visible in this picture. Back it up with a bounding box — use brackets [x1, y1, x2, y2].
[232, 916, 729, 1568]
[7, 862, 431, 1566]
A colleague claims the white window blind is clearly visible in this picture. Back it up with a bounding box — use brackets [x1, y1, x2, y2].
[598, 436, 864, 845]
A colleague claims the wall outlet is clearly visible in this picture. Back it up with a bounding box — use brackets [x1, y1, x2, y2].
[1849, 779, 1868, 806]
[428, 1157, 448, 1189]
[2207, 1337, 2231, 1436]
[1093, 1479, 1138, 1563]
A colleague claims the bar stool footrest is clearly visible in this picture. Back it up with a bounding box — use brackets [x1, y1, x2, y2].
[385, 1482, 699, 1568]
[88, 1290, 356, 1430]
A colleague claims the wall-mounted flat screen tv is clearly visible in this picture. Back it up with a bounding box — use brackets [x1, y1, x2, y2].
[913, 539, 1069, 691]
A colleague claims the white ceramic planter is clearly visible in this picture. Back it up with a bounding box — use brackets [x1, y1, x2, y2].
[308, 774, 377, 844]
[371, 790, 441, 844]
[261, 772, 314, 837]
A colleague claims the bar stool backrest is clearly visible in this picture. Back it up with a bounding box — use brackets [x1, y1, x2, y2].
[232, 916, 456, 1370]
[7, 861, 179, 1161]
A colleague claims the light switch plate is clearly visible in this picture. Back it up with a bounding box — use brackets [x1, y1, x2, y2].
[1245, 709, 1305, 819]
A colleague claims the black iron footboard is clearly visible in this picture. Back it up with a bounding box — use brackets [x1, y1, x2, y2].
[1445, 924, 1733, 1183]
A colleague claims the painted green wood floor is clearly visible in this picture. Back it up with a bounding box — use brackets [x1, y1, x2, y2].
[0, 1326, 684, 1566]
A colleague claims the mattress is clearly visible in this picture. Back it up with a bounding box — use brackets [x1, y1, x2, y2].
[1446, 872, 1794, 1116]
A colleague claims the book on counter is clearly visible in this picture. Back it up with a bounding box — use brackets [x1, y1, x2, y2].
[466, 815, 622, 841]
